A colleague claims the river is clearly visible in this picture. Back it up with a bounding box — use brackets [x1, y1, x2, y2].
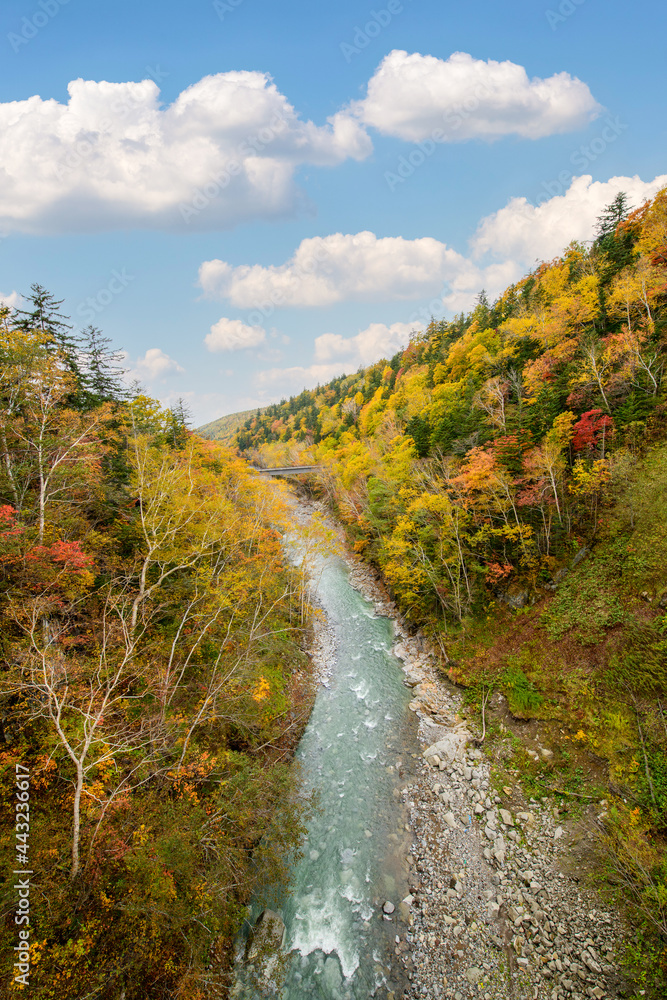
[234, 528, 417, 999]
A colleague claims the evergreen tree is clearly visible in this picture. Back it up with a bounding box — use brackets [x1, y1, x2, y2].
[594, 192, 636, 281]
[595, 192, 631, 242]
[13, 284, 80, 374]
[471, 289, 491, 327]
[166, 397, 192, 449]
[79, 325, 128, 405]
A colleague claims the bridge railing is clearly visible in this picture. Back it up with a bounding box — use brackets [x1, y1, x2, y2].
[250, 465, 319, 477]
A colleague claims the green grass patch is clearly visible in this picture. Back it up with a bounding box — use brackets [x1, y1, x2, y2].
[541, 545, 627, 643]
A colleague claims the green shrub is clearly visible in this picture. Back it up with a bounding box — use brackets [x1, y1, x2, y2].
[501, 663, 545, 717]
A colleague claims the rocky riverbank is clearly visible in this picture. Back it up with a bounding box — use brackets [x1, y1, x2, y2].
[390, 630, 626, 1000]
[300, 503, 628, 1000]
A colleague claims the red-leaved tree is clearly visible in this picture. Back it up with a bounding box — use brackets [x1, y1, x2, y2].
[572, 409, 614, 454]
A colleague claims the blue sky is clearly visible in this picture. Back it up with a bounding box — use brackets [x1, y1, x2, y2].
[1, 0, 665, 423]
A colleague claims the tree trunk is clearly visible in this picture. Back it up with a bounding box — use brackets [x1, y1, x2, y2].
[0, 424, 18, 506]
[71, 763, 83, 878]
[38, 472, 46, 544]
[547, 467, 563, 525]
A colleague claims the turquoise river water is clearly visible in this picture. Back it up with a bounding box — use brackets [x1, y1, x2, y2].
[235, 544, 416, 999]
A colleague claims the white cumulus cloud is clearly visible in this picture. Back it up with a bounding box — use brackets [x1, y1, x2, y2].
[350, 50, 601, 142]
[0, 56, 604, 236]
[198, 172, 667, 325]
[256, 321, 422, 398]
[314, 322, 418, 365]
[199, 231, 472, 308]
[0, 73, 371, 235]
[440, 259, 524, 315]
[134, 348, 184, 380]
[256, 363, 354, 395]
[205, 317, 267, 352]
[472, 173, 667, 267]
[0, 290, 22, 309]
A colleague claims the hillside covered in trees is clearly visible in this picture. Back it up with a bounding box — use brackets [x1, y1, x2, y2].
[236, 189, 667, 991]
[238, 190, 667, 622]
[0, 291, 312, 998]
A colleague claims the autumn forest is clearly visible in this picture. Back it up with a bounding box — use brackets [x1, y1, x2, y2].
[0, 291, 313, 996]
[2, 187, 667, 997]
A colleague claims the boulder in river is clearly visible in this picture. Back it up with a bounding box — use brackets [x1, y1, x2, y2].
[244, 909, 287, 988]
[247, 909, 285, 955]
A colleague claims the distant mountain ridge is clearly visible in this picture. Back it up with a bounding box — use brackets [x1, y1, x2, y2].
[197, 407, 263, 444]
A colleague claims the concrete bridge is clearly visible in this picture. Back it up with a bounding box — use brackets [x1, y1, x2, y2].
[251, 465, 319, 477]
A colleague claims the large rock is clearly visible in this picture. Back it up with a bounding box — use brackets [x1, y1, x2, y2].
[423, 729, 469, 764]
[498, 584, 531, 609]
[322, 956, 343, 993]
[443, 811, 459, 830]
[493, 834, 506, 864]
[245, 909, 286, 983]
[421, 720, 449, 744]
[403, 669, 425, 687]
[571, 546, 590, 568]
